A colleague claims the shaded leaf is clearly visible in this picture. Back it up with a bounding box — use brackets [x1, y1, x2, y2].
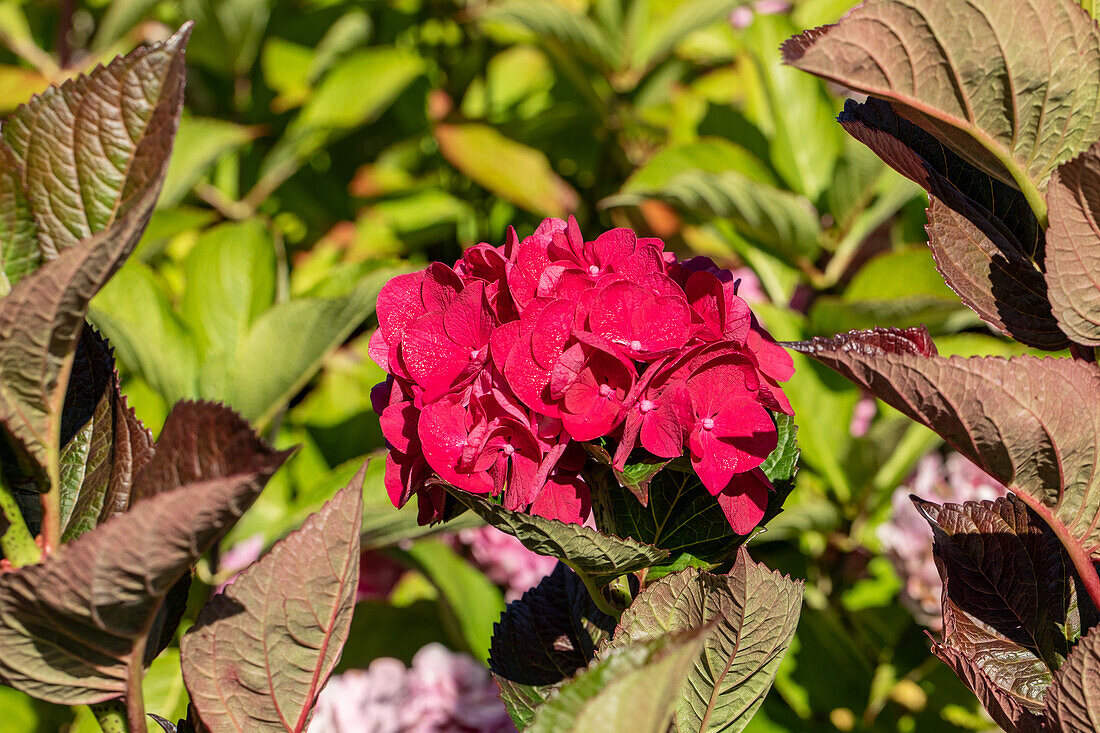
[0, 141, 38, 296]
[1045, 624, 1100, 731]
[59, 326, 154, 542]
[915, 494, 1096, 726]
[788, 327, 1100, 571]
[783, 0, 1100, 222]
[182, 466, 364, 733]
[0, 402, 287, 704]
[837, 98, 1065, 350]
[527, 628, 708, 733]
[4, 24, 190, 256]
[631, 0, 748, 76]
[435, 123, 579, 219]
[607, 553, 803, 733]
[1046, 141, 1100, 346]
[447, 488, 668, 586]
[490, 563, 616, 728]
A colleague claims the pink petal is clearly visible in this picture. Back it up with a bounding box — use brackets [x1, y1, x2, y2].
[504, 335, 560, 417]
[368, 328, 390, 372]
[401, 313, 470, 401]
[380, 400, 419, 454]
[421, 262, 463, 312]
[715, 469, 771, 534]
[531, 299, 575, 369]
[747, 329, 794, 381]
[490, 320, 521, 368]
[377, 271, 427, 346]
[588, 227, 636, 270]
[444, 281, 494, 349]
[530, 473, 591, 524]
[418, 400, 494, 493]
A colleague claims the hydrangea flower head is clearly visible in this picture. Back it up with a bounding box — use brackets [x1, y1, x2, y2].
[372, 217, 793, 533]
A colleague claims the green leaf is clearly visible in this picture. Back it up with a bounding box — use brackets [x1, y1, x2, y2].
[915, 494, 1094, 730]
[744, 15, 842, 201]
[261, 37, 314, 111]
[630, 0, 748, 76]
[490, 563, 616, 728]
[621, 138, 776, 191]
[0, 402, 287, 704]
[181, 0, 270, 75]
[159, 117, 257, 208]
[4, 25, 190, 257]
[401, 540, 506, 662]
[783, 0, 1100, 223]
[182, 466, 364, 733]
[527, 627, 708, 733]
[607, 553, 803, 732]
[475, 0, 619, 70]
[1045, 141, 1100, 346]
[434, 123, 579, 218]
[257, 47, 424, 198]
[447, 488, 669, 586]
[0, 141, 38, 297]
[89, 262, 200, 406]
[181, 220, 276, 368]
[603, 170, 821, 263]
[220, 265, 404, 429]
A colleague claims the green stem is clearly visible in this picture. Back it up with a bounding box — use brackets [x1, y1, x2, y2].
[567, 562, 623, 620]
[91, 700, 130, 733]
[0, 466, 40, 567]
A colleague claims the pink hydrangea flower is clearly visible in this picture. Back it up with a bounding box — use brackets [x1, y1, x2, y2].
[372, 217, 793, 534]
[878, 452, 1009, 629]
[451, 526, 559, 602]
[308, 645, 515, 733]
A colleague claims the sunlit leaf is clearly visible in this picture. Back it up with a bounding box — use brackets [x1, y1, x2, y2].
[607, 553, 803, 732]
[159, 117, 257, 208]
[182, 466, 363, 733]
[0, 141, 37, 296]
[1046, 141, 1100, 346]
[435, 123, 579, 218]
[475, 0, 619, 70]
[1045, 624, 1100, 731]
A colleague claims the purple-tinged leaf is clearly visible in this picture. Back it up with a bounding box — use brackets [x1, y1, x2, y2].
[934, 644, 1044, 733]
[0, 141, 38, 295]
[914, 494, 1095, 729]
[1046, 141, 1100, 346]
[789, 328, 1100, 605]
[1045, 625, 1100, 731]
[0, 402, 287, 704]
[490, 563, 616, 728]
[0, 27, 189, 476]
[59, 326, 154, 542]
[3, 25, 190, 256]
[837, 99, 1065, 350]
[604, 551, 802, 732]
[783, 0, 1100, 222]
[181, 466, 364, 733]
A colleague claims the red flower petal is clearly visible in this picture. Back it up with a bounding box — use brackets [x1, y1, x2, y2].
[715, 468, 771, 534]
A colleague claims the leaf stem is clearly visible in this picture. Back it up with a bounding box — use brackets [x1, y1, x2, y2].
[125, 631, 149, 731]
[40, 461, 61, 555]
[567, 562, 623, 621]
[0, 465, 41, 567]
[91, 700, 130, 733]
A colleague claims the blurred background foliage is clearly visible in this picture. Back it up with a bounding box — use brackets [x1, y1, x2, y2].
[0, 0, 1038, 730]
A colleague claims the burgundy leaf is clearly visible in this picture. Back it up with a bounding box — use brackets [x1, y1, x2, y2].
[837, 99, 1065, 350]
[0, 402, 287, 704]
[0, 27, 188, 475]
[789, 327, 1100, 604]
[1046, 141, 1100, 346]
[182, 466, 364, 733]
[915, 495, 1096, 725]
[1045, 624, 1100, 731]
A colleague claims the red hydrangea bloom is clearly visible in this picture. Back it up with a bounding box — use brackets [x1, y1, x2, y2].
[372, 217, 793, 533]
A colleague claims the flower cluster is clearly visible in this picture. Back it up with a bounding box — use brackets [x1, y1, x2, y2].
[449, 526, 559, 602]
[371, 217, 793, 533]
[308, 644, 515, 733]
[878, 452, 1008, 629]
